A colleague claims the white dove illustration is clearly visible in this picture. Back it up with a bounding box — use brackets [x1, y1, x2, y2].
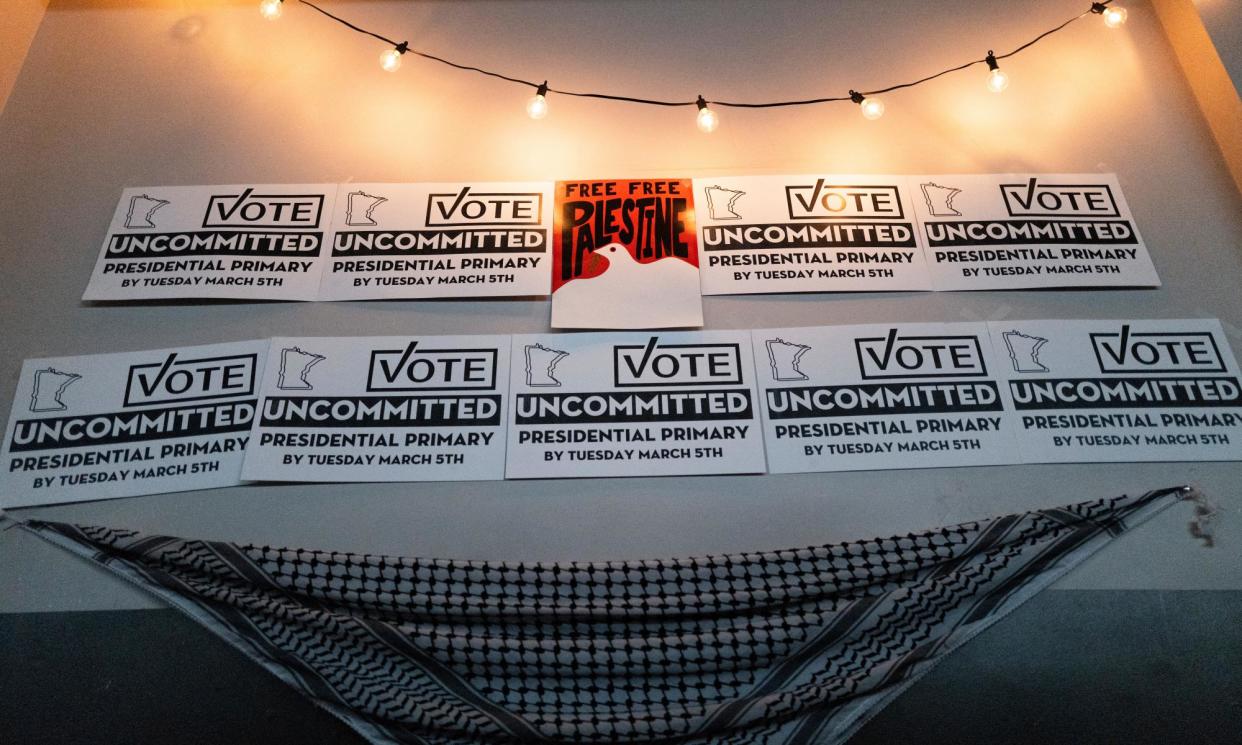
[552, 243, 703, 329]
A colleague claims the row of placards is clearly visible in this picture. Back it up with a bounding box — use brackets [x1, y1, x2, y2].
[3, 318, 1238, 507]
[84, 175, 1161, 328]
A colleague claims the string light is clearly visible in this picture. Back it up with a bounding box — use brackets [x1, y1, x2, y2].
[695, 96, 719, 133]
[288, 0, 1129, 121]
[258, 0, 283, 21]
[380, 41, 408, 72]
[849, 90, 885, 120]
[1092, 2, 1128, 27]
[985, 51, 1010, 93]
[527, 81, 549, 119]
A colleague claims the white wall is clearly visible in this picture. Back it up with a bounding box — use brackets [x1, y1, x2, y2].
[1, 0, 1241, 612]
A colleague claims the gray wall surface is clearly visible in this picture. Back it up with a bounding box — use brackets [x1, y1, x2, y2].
[6, 592, 1240, 743]
[1197, 0, 1242, 89]
[1, 0, 1240, 613]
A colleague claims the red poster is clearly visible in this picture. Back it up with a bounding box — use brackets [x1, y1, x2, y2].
[551, 179, 703, 329]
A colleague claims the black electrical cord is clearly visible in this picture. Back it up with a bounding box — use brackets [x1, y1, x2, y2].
[295, 0, 1115, 109]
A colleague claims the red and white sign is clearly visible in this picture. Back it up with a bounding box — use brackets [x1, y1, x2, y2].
[551, 178, 703, 329]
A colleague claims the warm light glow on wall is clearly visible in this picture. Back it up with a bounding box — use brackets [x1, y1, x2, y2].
[264, 0, 1136, 136]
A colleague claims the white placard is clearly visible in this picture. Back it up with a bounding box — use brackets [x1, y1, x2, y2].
[990, 319, 1242, 463]
[696, 175, 933, 295]
[911, 173, 1160, 290]
[242, 335, 511, 482]
[83, 184, 336, 301]
[0, 340, 268, 507]
[752, 323, 1019, 473]
[318, 182, 554, 300]
[506, 331, 766, 478]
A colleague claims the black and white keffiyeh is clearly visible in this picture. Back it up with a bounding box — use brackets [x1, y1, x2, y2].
[23, 486, 1194, 745]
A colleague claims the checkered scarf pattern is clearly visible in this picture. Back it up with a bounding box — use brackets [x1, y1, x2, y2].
[25, 486, 1187, 745]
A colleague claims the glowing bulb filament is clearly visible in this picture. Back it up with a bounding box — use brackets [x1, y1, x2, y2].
[380, 49, 402, 72]
[987, 69, 1010, 93]
[527, 81, 549, 119]
[380, 42, 408, 73]
[696, 96, 719, 133]
[259, 0, 282, 20]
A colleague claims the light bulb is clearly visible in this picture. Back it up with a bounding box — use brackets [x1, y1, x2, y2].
[527, 82, 549, 119]
[379, 48, 403, 73]
[983, 51, 1009, 93]
[258, 0, 282, 21]
[696, 107, 719, 133]
[986, 68, 1012, 93]
[849, 89, 885, 120]
[695, 96, 718, 133]
[986, 69, 1009, 93]
[526, 94, 548, 119]
[1103, 6, 1127, 28]
[860, 97, 885, 120]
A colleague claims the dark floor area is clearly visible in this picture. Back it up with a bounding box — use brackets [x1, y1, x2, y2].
[2, 590, 1239, 744]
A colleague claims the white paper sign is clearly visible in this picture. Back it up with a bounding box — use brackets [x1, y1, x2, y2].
[912, 173, 1160, 290]
[506, 331, 765, 478]
[318, 182, 553, 300]
[752, 323, 1019, 473]
[0, 340, 268, 507]
[696, 175, 933, 295]
[990, 319, 1242, 462]
[242, 335, 511, 482]
[83, 184, 337, 301]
